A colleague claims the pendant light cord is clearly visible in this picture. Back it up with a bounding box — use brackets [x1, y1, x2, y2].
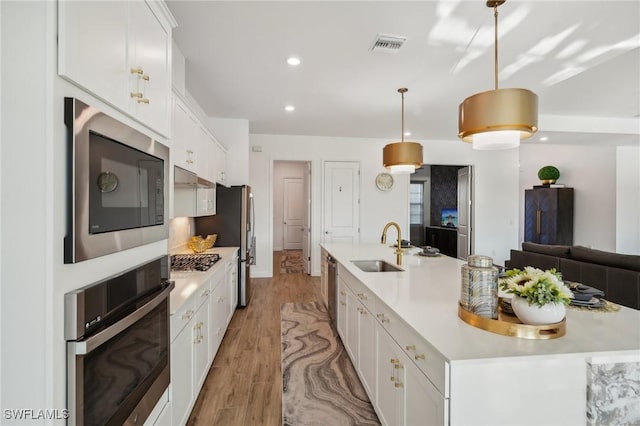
[398, 87, 407, 143]
[494, 3, 499, 90]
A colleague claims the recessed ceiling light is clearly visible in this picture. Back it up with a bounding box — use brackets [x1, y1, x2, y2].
[284, 105, 295, 112]
[404, 131, 412, 137]
[539, 136, 549, 141]
[286, 57, 301, 66]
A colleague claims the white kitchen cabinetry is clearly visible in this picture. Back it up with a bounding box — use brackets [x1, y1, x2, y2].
[339, 274, 377, 400]
[213, 140, 228, 184]
[173, 98, 198, 173]
[193, 283, 211, 393]
[169, 298, 195, 426]
[337, 263, 447, 426]
[196, 124, 210, 180]
[227, 254, 239, 317]
[58, 0, 173, 136]
[376, 324, 447, 426]
[320, 248, 329, 307]
[337, 278, 347, 340]
[209, 270, 228, 359]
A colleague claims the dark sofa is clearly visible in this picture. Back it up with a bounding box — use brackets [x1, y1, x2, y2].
[505, 242, 640, 310]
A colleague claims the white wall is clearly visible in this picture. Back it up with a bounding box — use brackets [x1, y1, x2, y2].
[273, 161, 307, 251]
[616, 146, 640, 254]
[518, 144, 620, 251]
[250, 134, 520, 278]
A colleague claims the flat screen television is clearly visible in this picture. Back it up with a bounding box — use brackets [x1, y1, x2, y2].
[441, 208, 458, 228]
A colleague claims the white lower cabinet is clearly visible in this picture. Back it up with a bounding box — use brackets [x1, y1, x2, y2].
[337, 278, 347, 340]
[193, 299, 210, 393]
[377, 324, 447, 426]
[169, 251, 238, 425]
[337, 263, 448, 426]
[170, 312, 194, 426]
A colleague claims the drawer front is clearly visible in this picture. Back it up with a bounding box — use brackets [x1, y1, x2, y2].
[375, 303, 448, 396]
[338, 264, 376, 312]
[194, 278, 212, 310]
[170, 296, 196, 343]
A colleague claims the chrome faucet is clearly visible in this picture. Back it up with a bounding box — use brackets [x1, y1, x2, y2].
[381, 221, 403, 265]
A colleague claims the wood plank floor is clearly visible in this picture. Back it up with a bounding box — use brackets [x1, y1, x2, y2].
[187, 252, 321, 426]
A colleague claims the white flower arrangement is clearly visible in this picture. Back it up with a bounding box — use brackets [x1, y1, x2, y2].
[499, 266, 573, 307]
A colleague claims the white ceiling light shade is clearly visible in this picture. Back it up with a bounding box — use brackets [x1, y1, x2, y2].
[284, 105, 295, 112]
[383, 88, 423, 175]
[458, 0, 538, 150]
[286, 57, 301, 66]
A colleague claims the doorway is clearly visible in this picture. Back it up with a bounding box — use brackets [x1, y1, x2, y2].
[273, 161, 311, 274]
[411, 165, 473, 259]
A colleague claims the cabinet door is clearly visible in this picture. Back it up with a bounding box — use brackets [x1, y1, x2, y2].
[376, 325, 404, 426]
[58, 1, 129, 110]
[345, 289, 359, 362]
[404, 359, 447, 426]
[358, 306, 376, 398]
[193, 302, 210, 394]
[214, 141, 227, 184]
[321, 254, 328, 308]
[170, 318, 194, 426]
[196, 125, 210, 179]
[226, 259, 237, 322]
[210, 275, 228, 358]
[337, 278, 348, 341]
[173, 99, 194, 171]
[128, 1, 171, 136]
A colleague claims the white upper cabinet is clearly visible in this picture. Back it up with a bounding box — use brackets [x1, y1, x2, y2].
[127, 1, 172, 136]
[58, 0, 174, 137]
[213, 141, 227, 184]
[172, 98, 197, 173]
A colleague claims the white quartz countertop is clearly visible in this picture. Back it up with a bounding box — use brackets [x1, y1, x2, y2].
[321, 242, 640, 362]
[168, 246, 239, 315]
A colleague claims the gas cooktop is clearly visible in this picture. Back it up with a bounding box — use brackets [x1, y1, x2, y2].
[170, 253, 221, 272]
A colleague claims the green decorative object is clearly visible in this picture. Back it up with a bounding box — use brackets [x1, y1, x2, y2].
[537, 165, 560, 184]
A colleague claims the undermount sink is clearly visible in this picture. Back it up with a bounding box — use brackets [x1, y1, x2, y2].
[351, 260, 404, 273]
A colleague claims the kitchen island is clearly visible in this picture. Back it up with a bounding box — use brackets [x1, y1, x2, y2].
[322, 242, 640, 426]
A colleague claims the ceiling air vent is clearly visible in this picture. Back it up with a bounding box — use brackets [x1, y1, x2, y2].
[370, 34, 407, 53]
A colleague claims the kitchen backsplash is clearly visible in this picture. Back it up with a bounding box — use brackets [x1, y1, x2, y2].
[169, 217, 196, 251]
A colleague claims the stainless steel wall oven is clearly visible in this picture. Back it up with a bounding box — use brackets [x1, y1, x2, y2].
[65, 256, 174, 425]
[64, 97, 169, 263]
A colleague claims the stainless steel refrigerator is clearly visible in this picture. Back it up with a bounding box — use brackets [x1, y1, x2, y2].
[195, 185, 255, 307]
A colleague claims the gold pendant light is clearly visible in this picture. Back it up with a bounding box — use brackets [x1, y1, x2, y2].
[458, 0, 538, 150]
[383, 88, 423, 174]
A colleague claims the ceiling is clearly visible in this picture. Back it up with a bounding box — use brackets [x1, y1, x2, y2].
[167, 1, 640, 147]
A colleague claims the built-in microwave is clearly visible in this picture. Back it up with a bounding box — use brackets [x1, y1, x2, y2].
[64, 98, 169, 263]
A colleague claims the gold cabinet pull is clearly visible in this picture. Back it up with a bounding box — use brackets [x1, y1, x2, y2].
[130, 67, 143, 75]
[415, 353, 426, 360]
[405, 344, 416, 351]
[394, 381, 404, 388]
[137, 98, 150, 104]
[340, 290, 346, 296]
[130, 92, 143, 99]
[142, 74, 150, 81]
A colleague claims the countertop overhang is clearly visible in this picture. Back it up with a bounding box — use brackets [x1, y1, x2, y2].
[321, 242, 640, 362]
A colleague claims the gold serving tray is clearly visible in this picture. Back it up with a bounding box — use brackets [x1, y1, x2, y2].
[458, 302, 566, 340]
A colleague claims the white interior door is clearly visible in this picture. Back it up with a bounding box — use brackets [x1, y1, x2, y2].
[323, 161, 360, 243]
[283, 177, 304, 250]
[457, 166, 472, 260]
[302, 163, 311, 274]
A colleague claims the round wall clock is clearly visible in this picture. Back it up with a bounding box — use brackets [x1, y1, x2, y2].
[375, 172, 394, 191]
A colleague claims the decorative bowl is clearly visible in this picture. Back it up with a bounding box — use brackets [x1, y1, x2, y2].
[188, 234, 217, 253]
